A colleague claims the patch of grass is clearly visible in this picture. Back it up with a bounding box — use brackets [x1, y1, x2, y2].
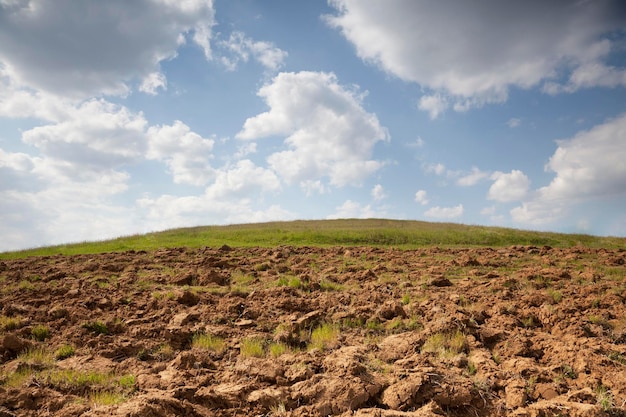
[319, 278, 343, 292]
[18, 280, 35, 291]
[560, 364, 577, 379]
[276, 275, 302, 289]
[240, 338, 265, 358]
[54, 344, 76, 360]
[268, 342, 291, 358]
[2, 219, 624, 260]
[365, 319, 383, 332]
[401, 293, 411, 305]
[466, 361, 477, 376]
[192, 333, 226, 353]
[82, 320, 108, 335]
[90, 391, 127, 406]
[588, 315, 611, 329]
[521, 316, 536, 328]
[607, 351, 626, 366]
[341, 317, 365, 328]
[546, 288, 563, 304]
[309, 323, 340, 351]
[154, 343, 175, 360]
[0, 315, 23, 331]
[596, 385, 614, 413]
[19, 347, 54, 366]
[421, 331, 467, 358]
[1, 367, 34, 388]
[31, 324, 50, 341]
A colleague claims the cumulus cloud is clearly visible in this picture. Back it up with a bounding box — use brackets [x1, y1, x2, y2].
[457, 167, 490, 186]
[147, 120, 215, 186]
[511, 113, 626, 225]
[371, 184, 387, 201]
[327, 200, 383, 219]
[0, 0, 215, 97]
[488, 170, 530, 202]
[327, 0, 626, 116]
[424, 204, 463, 219]
[204, 159, 280, 199]
[219, 31, 288, 72]
[540, 113, 626, 200]
[139, 72, 167, 95]
[237, 71, 389, 188]
[414, 190, 429, 205]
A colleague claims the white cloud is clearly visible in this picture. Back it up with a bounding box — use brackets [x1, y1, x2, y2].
[480, 206, 496, 216]
[456, 167, 490, 186]
[511, 112, 626, 225]
[540, 113, 626, 200]
[371, 184, 387, 201]
[301, 180, 328, 196]
[424, 204, 463, 219]
[418, 94, 448, 119]
[147, 120, 215, 186]
[414, 190, 429, 205]
[424, 163, 446, 176]
[488, 170, 530, 202]
[219, 31, 288, 72]
[237, 71, 389, 188]
[204, 159, 280, 199]
[327, 200, 383, 219]
[506, 118, 521, 128]
[327, 0, 626, 116]
[0, 0, 215, 97]
[139, 72, 167, 95]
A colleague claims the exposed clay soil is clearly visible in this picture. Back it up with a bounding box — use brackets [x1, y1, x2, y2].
[1, 245, 626, 416]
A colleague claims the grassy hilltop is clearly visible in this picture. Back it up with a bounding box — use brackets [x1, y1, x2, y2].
[1, 219, 623, 259]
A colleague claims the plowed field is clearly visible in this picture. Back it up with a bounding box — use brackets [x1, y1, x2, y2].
[1, 245, 626, 416]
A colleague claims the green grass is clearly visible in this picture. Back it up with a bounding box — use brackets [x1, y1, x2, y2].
[192, 333, 226, 353]
[2, 219, 623, 259]
[54, 344, 76, 360]
[82, 321, 108, 335]
[240, 338, 265, 358]
[309, 323, 340, 351]
[31, 324, 50, 341]
[421, 331, 467, 358]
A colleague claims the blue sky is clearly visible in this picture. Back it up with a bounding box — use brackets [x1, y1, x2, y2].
[1, 0, 625, 251]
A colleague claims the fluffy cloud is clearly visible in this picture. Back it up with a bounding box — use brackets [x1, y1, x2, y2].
[219, 31, 288, 72]
[327, 0, 626, 115]
[540, 113, 626, 200]
[511, 113, 626, 225]
[0, 0, 215, 97]
[424, 204, 463, 219]
[414, 190, 429, 205]
[237, 71, 389, 187]
[488, 170, 530, 202]
[327, 200, 385, 219]
[204, 159, 280, 199]
[457, 167, 490, 187]
[371, 184, 387, 201]
[147, 120, 215, 186]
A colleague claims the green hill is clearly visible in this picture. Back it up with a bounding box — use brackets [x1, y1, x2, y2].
[1, 219, 623, 259]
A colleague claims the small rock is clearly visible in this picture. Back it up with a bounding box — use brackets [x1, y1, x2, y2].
[429, 276, 452, 287]
[177, 290, 199, 306]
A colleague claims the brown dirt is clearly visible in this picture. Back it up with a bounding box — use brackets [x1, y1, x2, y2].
[0, 245, 625, 416]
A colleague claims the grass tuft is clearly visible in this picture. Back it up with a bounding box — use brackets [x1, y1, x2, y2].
[309, 323, 340, 351]
[192, 333, 226, 353]
[54, 344, 76, 360]
[421, 331, 467, 358]
[240, 338, 265, 358]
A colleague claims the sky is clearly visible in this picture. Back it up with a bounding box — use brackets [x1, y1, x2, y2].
[1, 0, 626, 251]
